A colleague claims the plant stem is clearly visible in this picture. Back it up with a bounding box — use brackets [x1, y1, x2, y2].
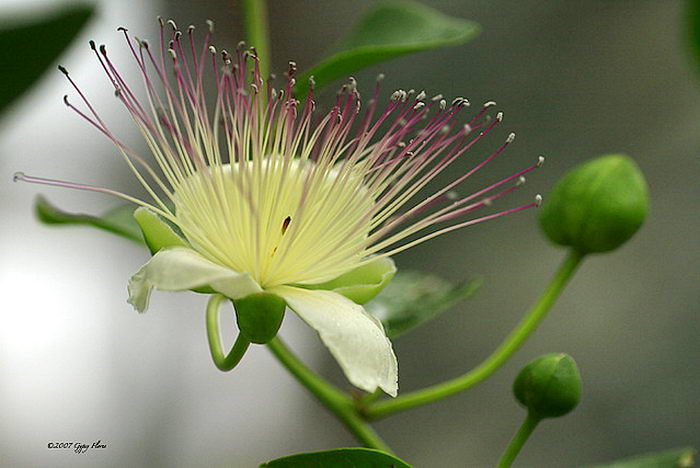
[241, 0, 271, 78]
[206, 294, 251, 371]
[267, 337, 392, 453]
[496, 413, 540, 468]
[364, 249, 585, 420]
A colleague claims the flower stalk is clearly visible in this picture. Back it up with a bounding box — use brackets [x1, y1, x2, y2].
[266, 337, 392, 453]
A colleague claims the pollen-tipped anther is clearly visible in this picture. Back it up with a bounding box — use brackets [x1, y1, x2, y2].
[507, 132, 516, 143]
[537, 155, 545, 167]
[535, 194, 543, 206]
[496, 112, 504, 122]
[206, 19, 214, 32]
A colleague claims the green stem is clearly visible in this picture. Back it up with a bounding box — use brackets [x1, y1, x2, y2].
[207, 294, 251, 371]
[267, 337, 392, 453]
[356, 388, 383, 409]
[364, 250, 585, 420]
[241, 0, 271, 78]
[496, 413, 540, 468]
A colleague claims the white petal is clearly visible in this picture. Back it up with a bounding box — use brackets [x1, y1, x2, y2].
[127, 247, 262, 312]
[270, 285, 398, 396]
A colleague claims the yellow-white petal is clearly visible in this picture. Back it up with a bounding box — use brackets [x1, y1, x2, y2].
[269, 285, 398, 397]
[128, 247, 262, 312]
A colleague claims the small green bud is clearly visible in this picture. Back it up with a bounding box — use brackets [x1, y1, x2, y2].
[513, 353, 581, 419]
[234, 293, 286, 344]
[539, 154, 649, 253]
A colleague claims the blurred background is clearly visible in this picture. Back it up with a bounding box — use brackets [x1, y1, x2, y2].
[1, 0, 698, 466]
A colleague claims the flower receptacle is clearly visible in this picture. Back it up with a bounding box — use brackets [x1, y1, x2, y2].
[234, 292, 287, 344]
[539, 154, 649, 254]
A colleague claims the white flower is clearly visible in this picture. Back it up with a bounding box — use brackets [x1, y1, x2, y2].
[16, 20, 543, 397]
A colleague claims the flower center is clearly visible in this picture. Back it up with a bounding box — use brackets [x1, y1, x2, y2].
[172, 156, 374, 288]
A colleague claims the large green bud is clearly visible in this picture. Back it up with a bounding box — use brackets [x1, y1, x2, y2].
[234, 293, 286, 344]
[539, 154, 649, 254]
[513, 353, 581, 419]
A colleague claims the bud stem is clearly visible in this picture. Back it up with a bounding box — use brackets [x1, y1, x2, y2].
[363, 249, 586, 420]
[496, 413, 541, 468]
[206, 294, 251, 371]
[241, 0, 270, 78]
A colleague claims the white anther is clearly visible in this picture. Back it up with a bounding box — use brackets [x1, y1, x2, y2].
[483, 198, 493, 207]
[206, 19, 214, 32]
[517, 176, 526, 186]
[168, 48, 177, 59]
[208, 45, 216, 55]
[413, 102, 425, 111]
[463, 123, 472, 133]
[496, 112, 504, 122]
[535, 194, 543, 206]
[167, 19, 178, 30]
[416, 90, 426, 101]
[537, 155, 545, 167]
[376, 73, 385, 82]
[446, 190, 459, 201]
[484, 100, 497, 108]
[431, 94, 443, 101]
[507, 132, 516, 143]
[439, 99, 447, 110]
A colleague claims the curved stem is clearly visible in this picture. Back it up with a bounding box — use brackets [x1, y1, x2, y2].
[496, 413, 540, 468]
[267, 337, 392, 453]
[365, 249, 585, 420]
[207, 294, 251, 371]
[241, 0, 271, 78]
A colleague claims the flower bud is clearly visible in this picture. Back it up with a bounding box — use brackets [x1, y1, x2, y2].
[513, 353, 581, 419]
[234, 293, 286, 344]
[539, 154, 648, 253]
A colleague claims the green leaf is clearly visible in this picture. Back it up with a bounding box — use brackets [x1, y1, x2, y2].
[295, 0, 479, 96]
[365, 270, 481, 339]
[260, 447, 413, 468]
[35, 195, 144, 244]
[0, 3, 95, 115]
[584, 447, 696, 468]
